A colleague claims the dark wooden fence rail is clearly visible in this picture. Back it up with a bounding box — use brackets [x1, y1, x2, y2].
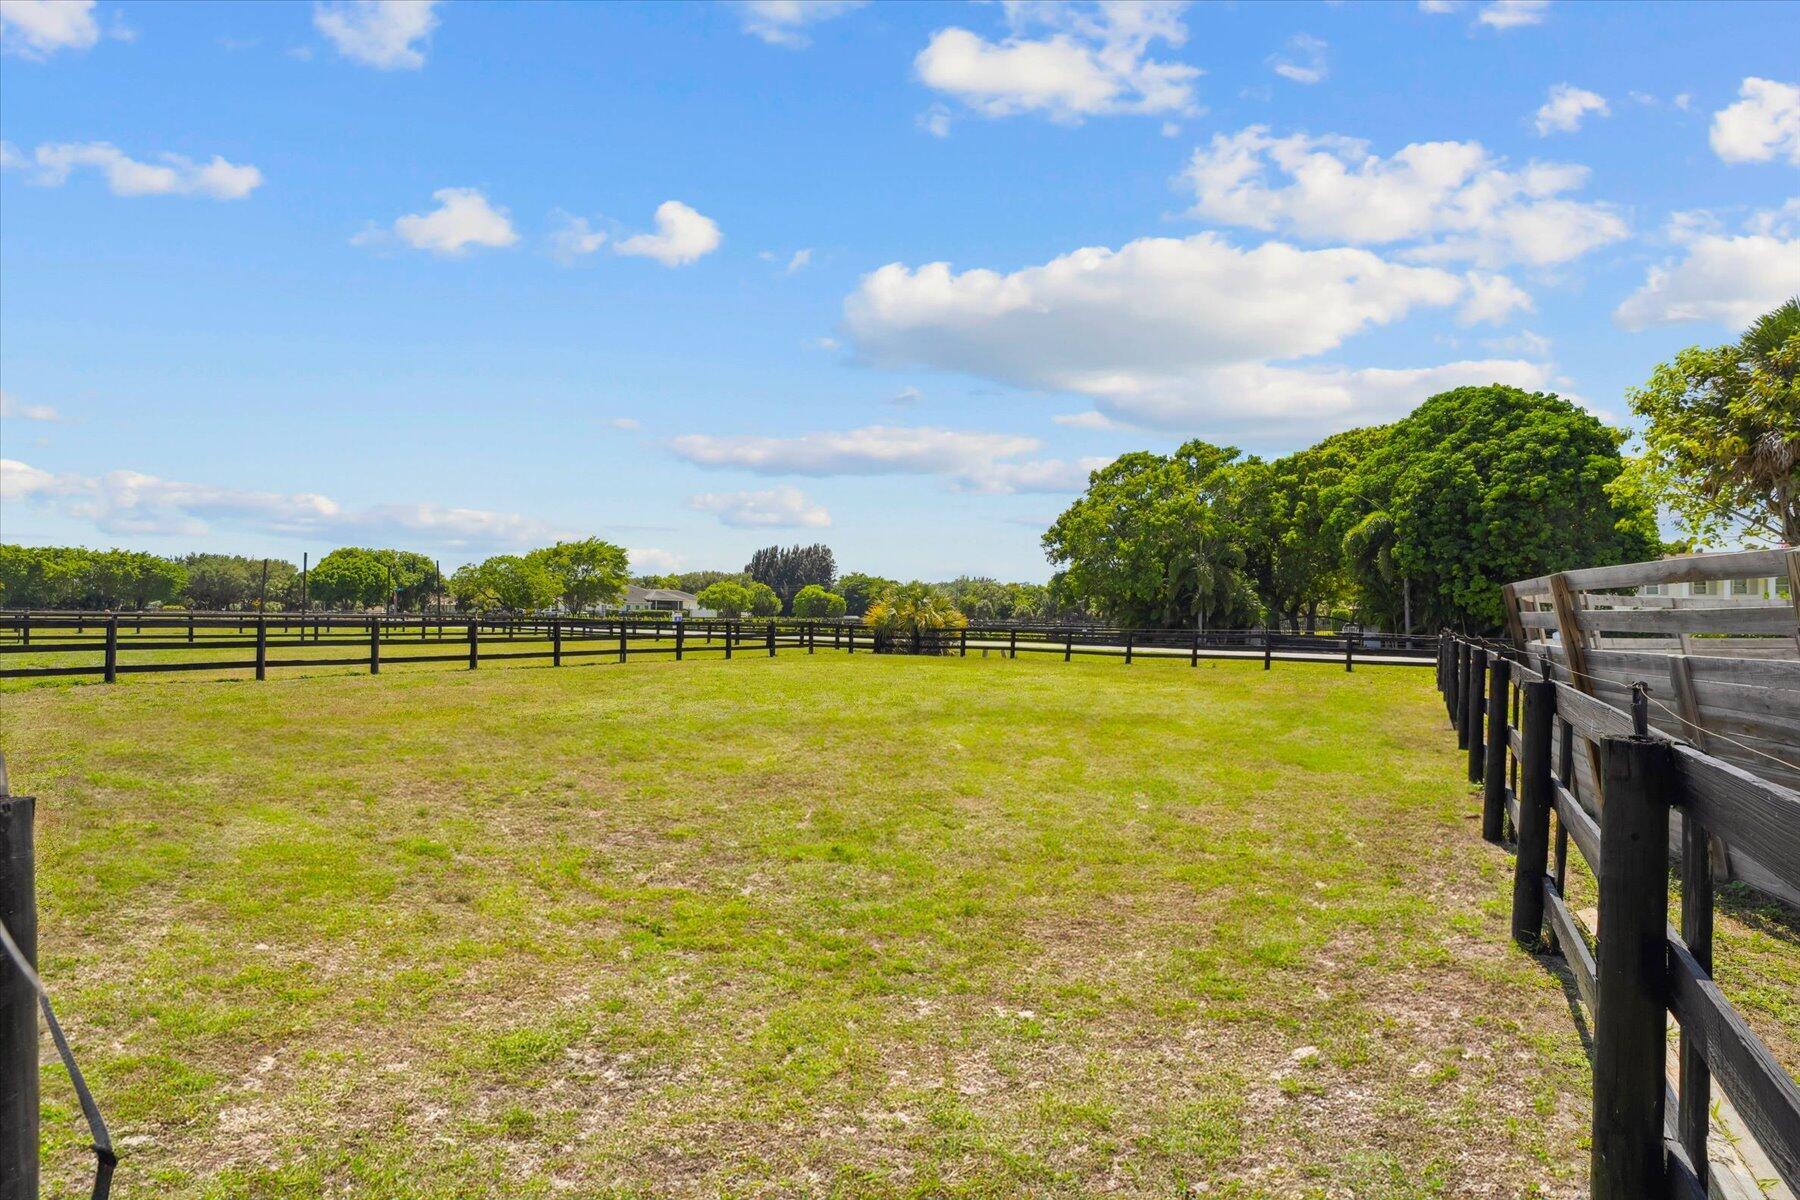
[1438, 632, 1800, 1200]
[0, 611, 1437, 683]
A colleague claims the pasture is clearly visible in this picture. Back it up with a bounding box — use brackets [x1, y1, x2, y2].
[4, 652, 1795, 1198]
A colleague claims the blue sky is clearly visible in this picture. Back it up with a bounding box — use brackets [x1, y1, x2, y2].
[2, 0, 1797, 582]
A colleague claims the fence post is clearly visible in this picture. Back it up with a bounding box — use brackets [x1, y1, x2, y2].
[1482, 657, 1510, 841]
[847, 625, 854, 654]
[18, 613, 26, 648]
[1124, 629, 1133, 665]
[1511, 680, 1555, 946]
[1064, 630, 1073, 663]
[1191, 630, 1199, 668]
[369, 617, 380, 675]
[104, 615, 118, 684]
[1466, 647, 1486, 784]
[467, 620, 478, 670]
[187, 612, 194, 644]
[959, 628, 967, 658]
[768, 621, 776, 657]
[1264, 628, 1272, 671]
[619, 622, 628, 664]
[1590, 734, 1671, 1200]
[1678, 795, 1714, 1190]
[675, 622, 685, 662]
[1447, 644, 1461, 744]
[256, 615, 268, 681]
[725, 622, 733, 660]
[1, 775, 38, 1200]
[552, 618, 562, 667]
[1009, 628, 1017, 660]
[808, 624, 815, 655]
[911, 627, 921, 656]
[1344, 634, 1354, 673]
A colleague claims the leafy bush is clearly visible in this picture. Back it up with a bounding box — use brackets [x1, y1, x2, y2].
[792, 584, 847, 619]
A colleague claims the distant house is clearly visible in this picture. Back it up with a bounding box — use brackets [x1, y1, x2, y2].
[616, 585, 700, 615]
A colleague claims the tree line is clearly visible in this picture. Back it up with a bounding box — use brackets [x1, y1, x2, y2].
[1043, 300, 1797, 634]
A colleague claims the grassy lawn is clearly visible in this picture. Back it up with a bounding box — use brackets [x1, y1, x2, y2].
[1, 651, 1788, 1197]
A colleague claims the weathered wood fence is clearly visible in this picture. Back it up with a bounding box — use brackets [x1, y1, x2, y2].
[1438, 624, 1799, 1199]
[0, 612, 1436, 683]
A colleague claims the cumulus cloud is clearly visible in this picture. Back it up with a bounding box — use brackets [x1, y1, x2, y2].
[1269, 34, 1327, 86]
[1534, 84, 1608, 135]
[670, 424, 1104, 494]
[1614, 205, 1800, 330]
[1181, 125, 1626, 268]
[367, 187, 518, 256]
[0, 0, 102, 57]
[2, 140, 263, 199]
[1, 459, 569, 547]
[1459, 271, 1534, 325]
[915, 0, 1200, 124]
[548, 212, 607, 264]
[736, 0, 864, 48]
[614, 200, 722, 267]
[1478, 0, 1549, 29]
[689, 486, 831, 529]
[0, 391, 59, 421]
[314, 0, 437, 69]
[1710, 77, 1800, 166]
[842, 232, 1555, 435]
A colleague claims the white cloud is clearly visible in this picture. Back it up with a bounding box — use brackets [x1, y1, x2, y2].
[1269, 34, 1327, 86]
[1534, 84, 1608, 135]
[614, 200, 722, 267]
[887, 386, 923, 407]
[1481, 328, 1552, 356]
[1709, 77, 1800, 166]
[0, 0, 99, 57]
[1614, 207, 1800, 330]
[548, 212, 607, 265]
[313, 0, 437, 70]
[1182, 125, 1626, 267]
[669, 424, 1100, 494]
[1477, 0, 1549, 29]
[784, 248, 812, 275]
[1, 459, 569, 547]
[1417, 0, 1460, 12]
[736, 0, 864, 48]
[3, 141, 263, 199]
[0, 391, 59, 421]
[689, 486, 832, 528]
[918, 104, 954, 138]
[915, 1, 1200, 124]
[842, 232, 1559, 436]
[378, 188, 518, 256]
[608, 417, 642, 431]
[1458, 271, 1533, 325]
[628, 547, 681, 575]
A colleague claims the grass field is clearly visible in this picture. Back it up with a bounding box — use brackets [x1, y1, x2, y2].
[3, 652, 1794, 1198]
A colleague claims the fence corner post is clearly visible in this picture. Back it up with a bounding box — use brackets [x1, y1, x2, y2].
[0, 772, 39, 1200]
[1482, 657, 1510, 840]
[1590, 733, 1671, 1200]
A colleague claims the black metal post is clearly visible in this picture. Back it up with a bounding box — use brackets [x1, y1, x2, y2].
[104, 615, 118, 684]
[1511, 680, 1555, 946]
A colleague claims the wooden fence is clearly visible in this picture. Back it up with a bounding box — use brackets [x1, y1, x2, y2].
[0, 611, 1436, 683]
[1438, 628, 1799, 1200]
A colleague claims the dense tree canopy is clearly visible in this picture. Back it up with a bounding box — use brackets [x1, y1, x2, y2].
[791, 584, 847, 619]
[1330, 385, 1659, 631]
[1620, 296, 1799, 546]
[745, 544, 836, 613]
[1042, 441, 1261, 630]
[450, 554, 560, 613]
[0, 546, 187, 609]
[837, 572, 894, 617]
[696, 579, 752, 617]
[527, 538, 629, 612]
[308, 548, 393, 610]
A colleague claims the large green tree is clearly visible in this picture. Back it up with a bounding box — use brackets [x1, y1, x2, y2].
[1042, 441, 1261, 629]
[696, 580, 752, 617]
[837, 572, 894, 617]
[1333, 385, 1660, 632]
[745, 544, 836, 613]
[308, 548, 391, 610]
[792, 584, 847, 619]
[450, 555, 560, 613]
[1619, 296, 1800, 545]
[528, 537, 629, 612]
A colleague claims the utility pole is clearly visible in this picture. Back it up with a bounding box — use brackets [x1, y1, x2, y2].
[301, 552, 309, 613]
[257, 558, 270, 613]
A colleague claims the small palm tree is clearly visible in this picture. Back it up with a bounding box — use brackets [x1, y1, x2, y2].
[863, 583, 967, 653]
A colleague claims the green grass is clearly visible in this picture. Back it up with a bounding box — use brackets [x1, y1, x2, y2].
[0, 651, 1775, 1197]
